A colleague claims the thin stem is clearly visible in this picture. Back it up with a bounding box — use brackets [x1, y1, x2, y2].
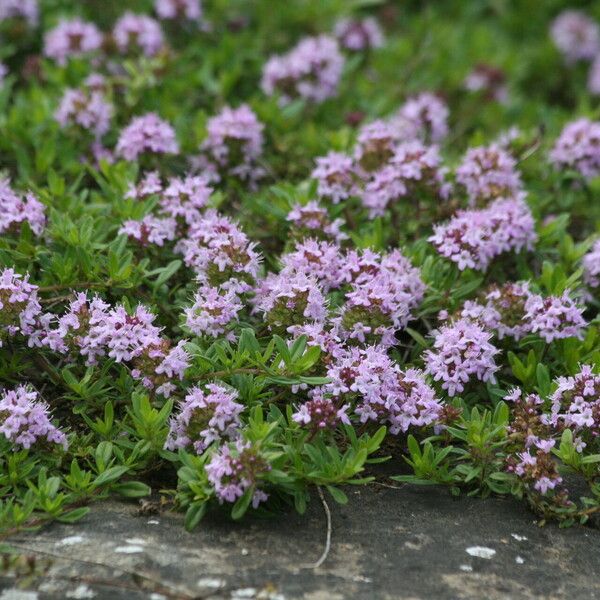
[38, 282, 108, 293]
[301, 486, 332, 569]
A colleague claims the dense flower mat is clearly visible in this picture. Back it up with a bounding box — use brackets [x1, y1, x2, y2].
[1, 0, 600, 532]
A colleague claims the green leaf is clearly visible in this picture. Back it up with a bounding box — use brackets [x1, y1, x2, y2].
[57, 507, 90, 524]
[185, 503, 207, 531]
[325, 485, 348, 504]
[113, 481, 151, 498]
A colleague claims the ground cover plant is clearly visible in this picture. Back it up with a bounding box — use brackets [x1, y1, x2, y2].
[1, 0, 600, 536]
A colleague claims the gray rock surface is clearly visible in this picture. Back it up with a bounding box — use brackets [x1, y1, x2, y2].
[1, 483, 600, 599]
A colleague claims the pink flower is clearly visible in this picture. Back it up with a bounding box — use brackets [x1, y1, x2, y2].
[44, 18, 102, 65]
[116, 113, 179, 161]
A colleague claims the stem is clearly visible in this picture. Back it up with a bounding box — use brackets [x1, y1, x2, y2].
[301, 485, 332, 569]
[38, 282, 109, 293]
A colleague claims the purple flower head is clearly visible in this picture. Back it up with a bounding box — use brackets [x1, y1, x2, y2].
[334, 17, 384, 51]
[324, 346, 442, 434]
[44, 18, 103, 65]
[524, 291, 586, 343]
[50, 292, 111, 364]
[155, 0, 202, 21]
[588, 55, 600, 96]
[184, 284, 243, 341]
[0, 268, 41, 345]
[0, 178, 45, 236]
[0, 386, 67, 450]
[429, 196, 536, 271]
[116, 113, 179, 161]
[293, 391, 350, 433]
[196, 105, 264, 184]
[509, 448, 562, 495]
[254, 271, 328, 334]
[206, 440, 270, 506]
[160, 174, 212, 226]
[113, 12, 164, 57]
[549, 118, 600, 180]
[311, 151, 357, 203]
[176, 210, 261, 291]
[460, 281, 533, 340]
[125, 171, 163, 201]
[92, 304, 162, 364]
[550, 365, 600, 441]
[119, 215, 177, 247]
[166, 383, 243, 453]
[280, 239, 345, 291]
[286, 201, 347, 243]
[262, 35, 344, 105]
[550, 10, 600, 63]
[336, 268, 416, 348]
[425, 318, 499, 397]
[464, 64, 508, 104]
[362, 140, 450, 218]
[456, 144, 522, 206]
[0, 0, 38, 26]
[583, 239, 600, 289]
[55, 88, 113, 138]
[392, 92, 449, 144]
[131, 338, 190, 397]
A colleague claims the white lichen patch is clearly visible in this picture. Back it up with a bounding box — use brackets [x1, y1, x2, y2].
[57, 535, 85, 546]
[465, 546, 496, 559]
[511, 533, 528, 541]
[114, 545, 145, 554]
[66, 584, 96, 599]
[197, 577, 226, 589]
[0, 590, 39, 600]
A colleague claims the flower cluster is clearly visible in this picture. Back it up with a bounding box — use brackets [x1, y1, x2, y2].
[550, 10, 600, 63]
[113, 12, 164, 57]
[184, 285, 243, 341]
[159, 174, 212, 226]
[194, 105, 264, 185]
[261, 35, 344, 104]
[43, 18, 103, 65]
[0, 179, 45, 236]
[362, 140, 450, 217]
[583, 239, 600, 289]
[0, 386, 68, 450]
[549, 118, 600, 180]
[333, 17, 384, 51]
[292, 392, 350, 433]
[155, 0, 202, 21]
[119, 215, 177, 247]
[550, 366, 600, 446]
[254, 272, 328, 335]
[457, 282, 533, 340]
[464, 64, 508, 103]
[455, 144, 522, 206]
[34, 295, 189, 396]
[324, 346, 442, 434]
[116, 113, 179, 161]
[523, 291, 586, 343]
[55, 88, 113, 138]
[286, 201, 347, 243]
[279, 239, 345, 291]
[206, 440, 270, 507]
[0, 0, 38, 27]
[177, 210, 261, 291]
[392, 92, 449, 144]
[429, 197, 536, 271]
[425, 318, 499, 396]
[166, 384, 243, 453]
[0, 268, 41, 346]
[311, 151, 358, 203]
